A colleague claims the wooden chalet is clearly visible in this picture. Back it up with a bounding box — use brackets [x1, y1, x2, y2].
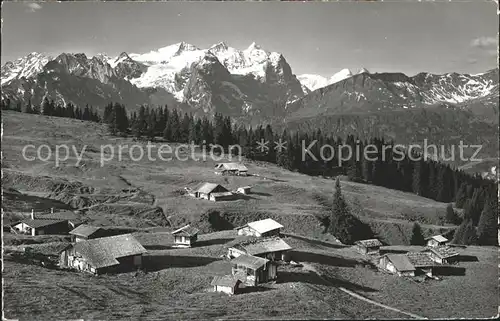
[406, 252, 436, 277]
[237, 186, 251, 195]
[354, 239, 383, 255]
[172, 225, 199, 247]
[13, 219, 69, 236]
[191, 183, 235, 201]
[231, 254, 276, 286]
[236, 218, 283, 237]
[425, 235, 449, 248]
[228, 236, 292, 262]
[422, 246, 459, 264]
[379, 254, 416, 277]
[59, 234, 147, 275]
[37, 210, 83, 230]
[214, 163, 248, 176]
[69, 224, 107, 242]
[211, 275, 243, 295]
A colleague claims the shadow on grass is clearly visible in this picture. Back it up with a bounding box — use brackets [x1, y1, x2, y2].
[283, 233, 347, 249]
[290, 250, 368, 268]
[249, 192, 272, 197]
[434, 266, 466, 276]
[143, 245, 173, 250]
[196, 238, 235, 247]
[278, 271, 378, 293]
[236, 194, 258, 201]
[143, 254, 220, 272]
[457, 255, 479, 262]
[380, 249, 409, 255]
[238, 286, 273, 294]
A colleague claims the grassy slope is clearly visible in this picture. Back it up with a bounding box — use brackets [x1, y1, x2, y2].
[2, 111, 457, 244]
[3, 230, 497, 320]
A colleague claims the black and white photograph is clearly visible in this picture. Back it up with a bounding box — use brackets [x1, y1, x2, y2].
[1, 1, 499, 320]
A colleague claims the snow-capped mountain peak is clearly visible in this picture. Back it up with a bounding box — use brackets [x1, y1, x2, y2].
[357, 67, 370, 74]
[210, 42, 229, 52]
[329, 68, 353, 84]
[298, 68, 355, 91]
[1, 52, 52, 85]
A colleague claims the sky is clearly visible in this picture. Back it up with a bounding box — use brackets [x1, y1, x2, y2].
[1, 1, 498, 77]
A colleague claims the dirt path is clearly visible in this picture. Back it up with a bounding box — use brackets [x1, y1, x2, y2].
[301, 263, 427, 320]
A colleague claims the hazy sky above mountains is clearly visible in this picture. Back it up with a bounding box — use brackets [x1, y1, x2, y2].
[2, 1, 498, 77]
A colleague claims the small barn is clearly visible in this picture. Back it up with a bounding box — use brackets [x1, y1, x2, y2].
[423, 246, 459, 264]
[237, 186, 251, 195]
[172, 225, 199, 248]
[37, 210, 83, 230]
[231, 254, 276, 286]
[354, 239, 383, 255]
[69, 224, 107, 242]
[379, 254, 416, 277]
[425, 235, 449, 248]
[214, 163, 248, 176]
[13, 219, 69, 236]
[406, 252, 436, 277]
[209, 191, 236, 202]
[211, 275, 243, 295]
[193, 183, 230, 200]
[59, 234, 147, 275]
[236, 218, 283, 237]
[228, 236, 292, 262]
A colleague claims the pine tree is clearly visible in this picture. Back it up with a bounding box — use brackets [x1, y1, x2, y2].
[477, 196, 498, 245]
[327, 178, 365, 244]
[409, 222, 425, 245]
[24, 100, 33, 114]
[168, 109, 180, 142]
[454, 183, 468, 208]
[133, 105, 147, 139]
[445, 203, 460, 225]
[452, 219, 477, 245]
[42, 97, 52, 116]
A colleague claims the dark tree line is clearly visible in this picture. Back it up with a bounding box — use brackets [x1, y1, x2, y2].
[102, 102, 496, 219]
[1, 97, 100, 122]
[4, 98, 497, 245]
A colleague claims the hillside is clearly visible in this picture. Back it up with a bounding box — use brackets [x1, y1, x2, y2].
[3, 229, 497, 320]
[281, 106, 499, 164]
[2, 111, 463, 245]
[2, 111, 498, 320]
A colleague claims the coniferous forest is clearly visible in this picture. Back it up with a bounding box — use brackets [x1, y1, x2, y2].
[2, 99, 498, 245]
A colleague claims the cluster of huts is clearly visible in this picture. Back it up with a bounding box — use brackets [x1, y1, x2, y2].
[354, 235, 461, 278]
[8, 209, 82, 236]
[211, 218, 293, 295]
[186, 163, 252, 202]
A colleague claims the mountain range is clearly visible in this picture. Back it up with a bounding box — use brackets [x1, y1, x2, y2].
[1, 42, 499, 169]
[2, 42, 497, 121]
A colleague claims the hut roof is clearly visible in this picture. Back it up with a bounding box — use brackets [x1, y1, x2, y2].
[19, 219, 67, 229]
[196, 183, 228, 194]
[245, 218, 283, 234]
[231, 254, 269, 270]
[215, 163, 248, 171]
[211, 192, 234, 197]
[425, 235, 448, 243]
[171, 225, 199, 237]
[425, 246, 459, 259]
[72, 234, 147, 269]
[69, 224, 102, 237]
[235, 236, 292, 255]
[355, 239, 383, 248]
[384, 254, 416, 272]
[211, 275, 242, 287]
[406, 252, 435, 267]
